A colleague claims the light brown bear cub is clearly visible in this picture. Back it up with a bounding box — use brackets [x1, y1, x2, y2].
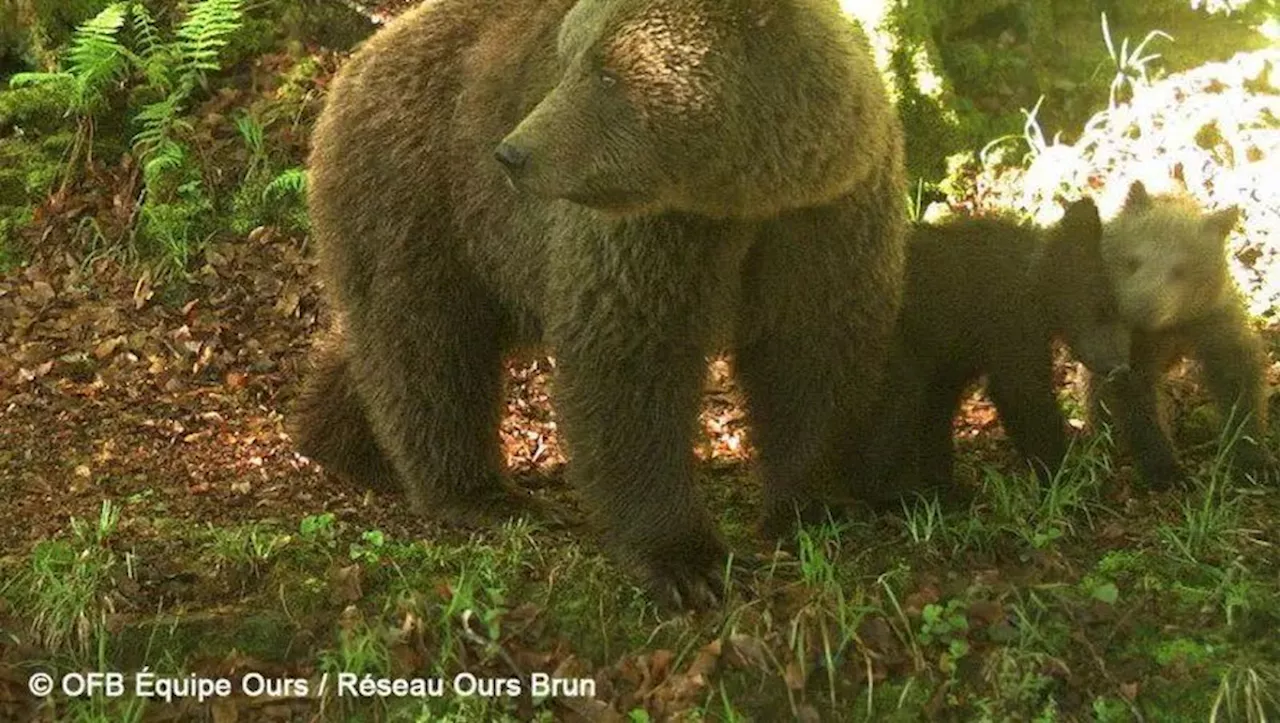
[292, 0, 907, 608]
[1087, 181, 1275, 488]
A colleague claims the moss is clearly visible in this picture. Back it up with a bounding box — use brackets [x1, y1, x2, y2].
[4, 0, 114, 72]
[0, 83, 75, 132]
[0, 133, 67, 201]
[0, 206, 32, 269]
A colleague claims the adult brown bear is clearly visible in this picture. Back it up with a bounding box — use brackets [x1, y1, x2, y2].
[292, 0, 907, 608]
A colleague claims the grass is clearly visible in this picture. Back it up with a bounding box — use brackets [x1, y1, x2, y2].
[3, 434, 1278, 720]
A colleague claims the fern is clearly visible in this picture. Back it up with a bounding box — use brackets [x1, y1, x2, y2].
[63, 3, 132, 102]
[129, 4, 170, 91]
[263, 167, 307, 203]
[131, 91, 192, 163]
[8, 0, 247, 275]
[175, 0, 245, 89]
[141, 139, 189, 188]
[10, 3, 133, 112]
[131, 0, 245, 163]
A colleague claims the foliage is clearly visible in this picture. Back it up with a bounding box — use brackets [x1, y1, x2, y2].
[230, 112, 309, 235]
[6, 0, 247, 275]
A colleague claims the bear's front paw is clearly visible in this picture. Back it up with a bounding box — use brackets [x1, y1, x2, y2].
[627, 528, 730, 613]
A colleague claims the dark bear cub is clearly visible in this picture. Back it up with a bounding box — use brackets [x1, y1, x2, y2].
[292, 0, 907, 609]
[1086, 181, 1275, 488]
[862, 198, 1130, 500]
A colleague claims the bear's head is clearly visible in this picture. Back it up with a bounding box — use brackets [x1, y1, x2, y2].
[495, 0, 892, 219]
[1103, 181, 1239, 332]
[1040, 196, 1130, 376]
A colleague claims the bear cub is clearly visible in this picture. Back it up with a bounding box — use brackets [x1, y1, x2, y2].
[1086, 181, 1275, 488]
[862, 197, 1130, 500]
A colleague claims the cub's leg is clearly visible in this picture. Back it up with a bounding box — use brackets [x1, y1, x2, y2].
[1191, 309, 1275, 478]
[985, 346, 1069, 482]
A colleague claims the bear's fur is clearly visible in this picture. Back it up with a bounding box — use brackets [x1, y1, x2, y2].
[860, 198, 1129, 500]
[1086, 181, 1275, 488]
[291, 0, 907, 607]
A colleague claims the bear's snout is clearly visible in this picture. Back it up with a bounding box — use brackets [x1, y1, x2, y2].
[494, 142, 531, 176]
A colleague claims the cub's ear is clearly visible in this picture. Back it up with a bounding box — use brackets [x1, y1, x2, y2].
[1122, 181, 1152, 212]
[1202, 206, 1240, 243]
[1061, 196, 1102, 246]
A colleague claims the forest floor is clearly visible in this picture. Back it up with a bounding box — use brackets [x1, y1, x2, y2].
[2, 3, 1280, 721]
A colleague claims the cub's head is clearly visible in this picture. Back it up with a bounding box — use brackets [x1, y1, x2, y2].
[496, 0, 895, 219]
[1103, 181, 1238, 331]
[1042, 197, 1130, 376]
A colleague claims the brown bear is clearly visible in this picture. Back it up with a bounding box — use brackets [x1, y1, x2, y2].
[1085, 181, 1275, 488]
[859, 198, 1130, 502]
[291, 0, 907, 608]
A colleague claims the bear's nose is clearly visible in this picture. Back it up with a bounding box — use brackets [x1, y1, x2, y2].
[494, 143, 531, 173]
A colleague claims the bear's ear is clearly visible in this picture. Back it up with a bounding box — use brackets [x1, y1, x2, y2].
[1122, 181, 1152, 212]
[1061, 196, 1102, 248]
[1201, 206, 1240, 243]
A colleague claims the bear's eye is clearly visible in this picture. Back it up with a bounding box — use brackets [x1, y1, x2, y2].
[1125, 257, 1141, 275]
[599, 69, 620, 89]
[1169, 264, 1187, 282]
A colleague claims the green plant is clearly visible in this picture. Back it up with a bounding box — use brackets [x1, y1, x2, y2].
[263, 166, 306, 203]
[11, 3, 131, 114]
[299, 512, 338, 544]
[349, 529, 387, 565]
[1157, 472, 1243, 564]
[206, 523, 290, 579]
[9, 0, 245, 273]
[900, 492, 945, 546]
[2, 500, 127, 657]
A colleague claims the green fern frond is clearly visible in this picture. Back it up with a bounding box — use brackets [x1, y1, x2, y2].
[129, 3, 161, 59]
[9, 3, 133, 112]
[142, 139, 188, 184]
[175, 0, 245, 86]
[131, 92, 184, 154]
[263, 168, 307, 203]
[63, 3, 134, 108]
[129, 3, 171, 91]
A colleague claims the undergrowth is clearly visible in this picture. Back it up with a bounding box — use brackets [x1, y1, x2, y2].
[2, 0, 309, 277]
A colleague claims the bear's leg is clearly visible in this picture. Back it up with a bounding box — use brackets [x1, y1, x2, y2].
[1107, 333, 1186, 488]
[548, 219, 730, 611]
[912, 376, 963, 493]
[985, 350, 1069, 482]
[345, 269, 529, 524]
[1191, 310, 1275, 480]
[856, 350, 935, 508]
[738, 222, 903, 535]
[291, 344, 398, 490]
[738, 336, 852, 535]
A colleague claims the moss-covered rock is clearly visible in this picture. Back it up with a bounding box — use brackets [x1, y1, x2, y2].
[1, 0, 114, 73]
